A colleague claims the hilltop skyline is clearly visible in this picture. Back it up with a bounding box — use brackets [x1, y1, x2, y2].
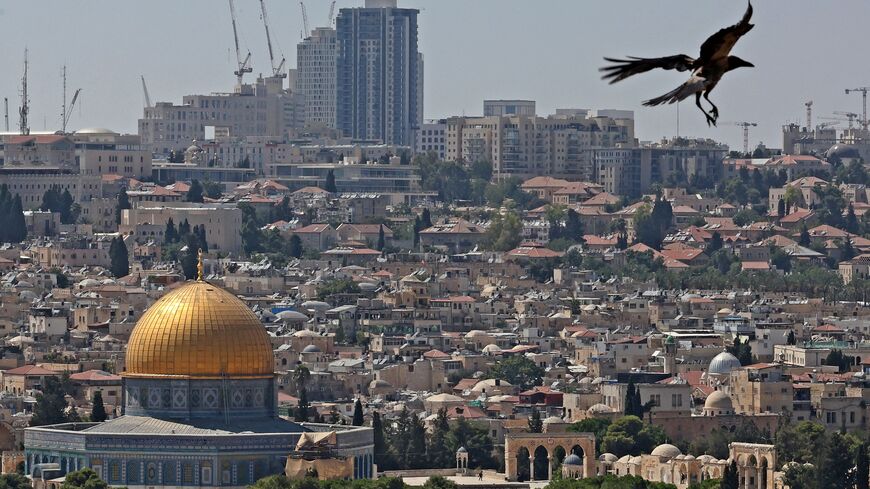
[1, 0, 870, 150]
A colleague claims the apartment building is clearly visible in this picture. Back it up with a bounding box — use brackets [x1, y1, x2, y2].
[120, 203, 243, 253]
[297, 27, 338, 129]
[138, 76, 304, 156]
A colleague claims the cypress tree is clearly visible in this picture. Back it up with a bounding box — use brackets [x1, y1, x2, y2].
[9, 195, 27, 243]
[91, 390, 107, 422]
[857, 441, 869, 489]
[352, 399, 364, 426]
[324, 170, 337, 193]
[165, 218, 177, 243]
[721, 460, 739, 489]
[289, 235, 303, 258]
[377, 225, 385, 251]
[186, 180, 204, 203]
[528, 409, 543, 433]
[109, 237, 129, 278]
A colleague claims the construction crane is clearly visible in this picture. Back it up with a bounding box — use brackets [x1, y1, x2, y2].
[62, 89, 81, 133]
[19, 48, 29, 136]
[141, 75, 152, 108]
[300, 1, 310, 39]
[259, 0, 286, 78]
[328, 0, 336, 26]
[728, 121, 757, 154]
[805, 100, 813, 130]
[834, 111, 859, 129]
[61, 66, 82, 133]
[845, 87, 870, 130]
[228, 0, 253, 85]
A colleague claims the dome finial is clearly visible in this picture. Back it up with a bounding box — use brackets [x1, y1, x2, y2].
[197, 248, 204, 281]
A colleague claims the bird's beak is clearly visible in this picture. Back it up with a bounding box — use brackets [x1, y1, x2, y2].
[745, 61, 755, 68]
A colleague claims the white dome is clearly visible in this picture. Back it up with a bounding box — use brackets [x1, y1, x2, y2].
[465, 330, 488, 339]
[651, 444, 682, 459]
[704, 390, 734, 412]
[709, 351, 742, 375]
[301, 300, 331, 310]
[543, 416, 564, 424]
[472, 379, 512, 392]
[563, 454, 582, 466]
[75, 127, 117, 135]
[599, 453, 618, 463]
[276, 310, 308, 321]
[587, 403, 613, 414]
[482, 344, 502, 354]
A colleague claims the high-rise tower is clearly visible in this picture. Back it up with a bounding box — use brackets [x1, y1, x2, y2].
[336, 0, 422, 145]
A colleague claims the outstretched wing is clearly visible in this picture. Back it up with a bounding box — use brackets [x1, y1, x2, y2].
[643, 76, 707, 106]
[600, 55, 696, 84]
[699, 1, 754, 63]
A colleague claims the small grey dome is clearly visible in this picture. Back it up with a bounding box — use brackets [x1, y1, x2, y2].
[302, 344, 322, 353]
[563, 454, 582, 466]
[709, 351, 741, 375]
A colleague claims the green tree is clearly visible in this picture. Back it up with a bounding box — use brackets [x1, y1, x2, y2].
[422, 476, 457, 489]
[0, 473, 31, 489]
[164, 217, 178, 243]
[30, 376, 76, 427]
[798, 223, 811, 247]
[446, 417, 497, 469]
[427, 408, 453, 469]
[777, 198, 786, 218]
[289, 234, 303, 258]
[293, 366, 311, 423]
[786, 330, 796, 345]
[816, 431, 854, 489]
[377, 224, 385, 251]
[352, 399, 364, 426]
[600, 416, 667, 457]
[708, 231, 723, 252]
[732, 208, 759, 227]
[240, 204, 264, 255]
[568, 418, 612, 455]
[90, 390, 107, 422]
[115, 188, 130, 225]
[60, 468, 107, 489]
[487, 356, 544, 390]
[857, 441, 869, 489]
[202, 180, 223, 199]
[9, 195, 28, 242]
[109, 237, 129, 278]
[720, 460, 739, 489]
[485, 210, 523, 251]
[847, 203, 860, 234]
[372, 411, 394, 470]
[528, 409, 543, 433]
[727, 337, 753, 366]
[624, 381, 639, 417]
[324, 170, 338, 193]
[186, 179, 204, 203]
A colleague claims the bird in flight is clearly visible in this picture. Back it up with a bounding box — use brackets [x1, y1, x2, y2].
[600, 2, 755, 127]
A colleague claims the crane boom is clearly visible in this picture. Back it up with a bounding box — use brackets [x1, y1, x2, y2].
[141, 75, 152, 108]
[259, 0, 286, 78]
[328, 1, 336, 26]
[63, 89, 81, 131]
[845, 87, 870, 131]
[228, 0, 253, 85]
[300, 1, 310, 39]
[19, 48, 29, 136]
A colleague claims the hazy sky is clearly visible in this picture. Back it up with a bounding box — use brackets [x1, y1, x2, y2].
[2, 0, 869, 151]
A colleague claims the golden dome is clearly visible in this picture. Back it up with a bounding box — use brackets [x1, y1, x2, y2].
[125, 281, 273, 379]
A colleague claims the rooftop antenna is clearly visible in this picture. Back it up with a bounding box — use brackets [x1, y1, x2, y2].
[19, 48, 29, 136]
[228, 0, 253, 86]
[258, 0, 286, 78]
[4, 98, 8, 132]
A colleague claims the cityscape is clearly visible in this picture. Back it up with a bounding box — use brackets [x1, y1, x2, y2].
[2, 2, 870, 489]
